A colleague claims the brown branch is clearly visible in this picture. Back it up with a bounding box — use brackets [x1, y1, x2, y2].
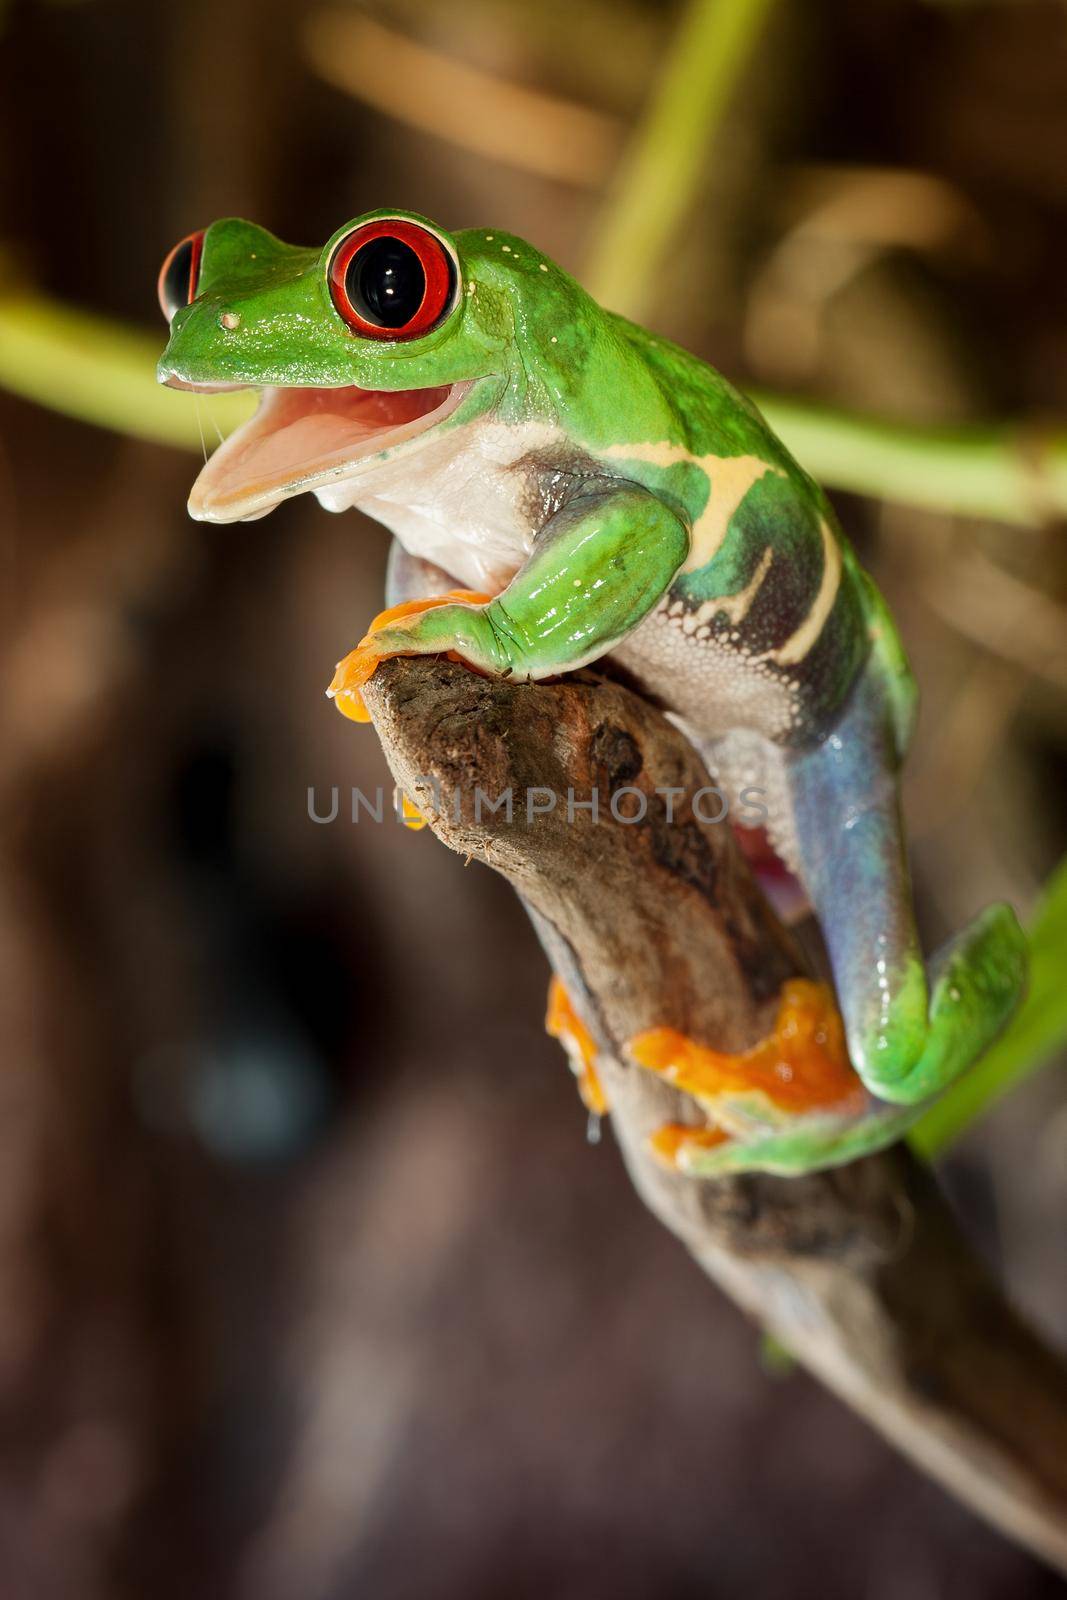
[360, 655, 1067, 1574]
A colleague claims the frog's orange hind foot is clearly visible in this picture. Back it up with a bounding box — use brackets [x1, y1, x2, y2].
[327, 589, 491, 723]
[649, 1123, 732, 1170]
[629, 979, 863, 1118]
[545, 975, 608, 1116]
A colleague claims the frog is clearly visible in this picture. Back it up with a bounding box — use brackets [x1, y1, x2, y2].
[156, 209, 1027, 1177]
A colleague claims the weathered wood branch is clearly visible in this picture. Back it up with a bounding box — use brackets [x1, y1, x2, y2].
[361, 655, 1067, 1573]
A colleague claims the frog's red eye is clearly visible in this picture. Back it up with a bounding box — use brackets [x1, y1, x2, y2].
[158, 230, 205, 323]
[328, 220, 457, 341]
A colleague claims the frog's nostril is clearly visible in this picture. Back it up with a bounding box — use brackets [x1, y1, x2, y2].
[219, 311, 241, 330]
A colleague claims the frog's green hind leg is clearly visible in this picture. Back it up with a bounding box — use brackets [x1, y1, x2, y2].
[786, 666, 1027, 1106]
[328, 483, 690, 715]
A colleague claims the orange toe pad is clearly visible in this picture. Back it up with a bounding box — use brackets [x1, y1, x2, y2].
[327, 590, 491, 723]
[545, 975, 608, 1116]
[649, 1122, 731, 1169]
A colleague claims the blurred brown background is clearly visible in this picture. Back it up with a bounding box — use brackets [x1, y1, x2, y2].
[1, 0, 1066, 1595]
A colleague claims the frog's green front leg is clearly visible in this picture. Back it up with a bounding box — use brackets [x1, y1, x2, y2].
[328, 485, 690, 717]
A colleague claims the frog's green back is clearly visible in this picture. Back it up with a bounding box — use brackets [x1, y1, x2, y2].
[569, 310, 889, 745]
[456, 229, 902, 748]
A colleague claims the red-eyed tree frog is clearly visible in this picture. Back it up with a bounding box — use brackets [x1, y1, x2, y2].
[157, 211, 1027, 1177]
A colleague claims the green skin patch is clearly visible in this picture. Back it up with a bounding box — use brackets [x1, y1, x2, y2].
[157, 209, 1028, 1176]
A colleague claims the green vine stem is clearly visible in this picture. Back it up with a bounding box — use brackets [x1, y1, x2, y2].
[583, 0, 780, 319]
[3, 290, 1066, 527]
[911, 856, 1067, 1159]
[0, 292, 254, 450]
[755, 396, 1067, 528]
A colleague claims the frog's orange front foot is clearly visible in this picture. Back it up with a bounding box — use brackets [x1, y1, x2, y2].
[327, 590, 491, 723]
[545, 975, 608, 1117]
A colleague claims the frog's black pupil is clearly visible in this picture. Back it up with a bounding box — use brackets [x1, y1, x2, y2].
[162, 237, 195, 319]
[347, 237, 426, 328]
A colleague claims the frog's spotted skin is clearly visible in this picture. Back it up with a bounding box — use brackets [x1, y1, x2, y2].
[157, 210, 1028, 1177]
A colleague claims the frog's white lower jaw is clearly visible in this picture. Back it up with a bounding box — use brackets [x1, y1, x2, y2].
[183, 380, 471, 524]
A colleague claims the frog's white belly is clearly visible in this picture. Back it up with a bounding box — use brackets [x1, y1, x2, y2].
[347, 420, 805, 870]
[314, 418, 556, 592]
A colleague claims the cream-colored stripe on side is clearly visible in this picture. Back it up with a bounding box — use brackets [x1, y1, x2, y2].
[598, 442, 786, 571]
[697, 545, 773, 627]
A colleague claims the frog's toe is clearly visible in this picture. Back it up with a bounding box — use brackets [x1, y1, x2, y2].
[545, 975, 609, 1116]
[327, 640, 385, 722]
[327, 589, 491, 722]
[649, 1121, 732, 1171]
[628, 979, 864, 1120]
[632, 981, 932, 1176]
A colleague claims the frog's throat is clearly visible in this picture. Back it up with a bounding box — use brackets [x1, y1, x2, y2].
[182, 380, 472, 524]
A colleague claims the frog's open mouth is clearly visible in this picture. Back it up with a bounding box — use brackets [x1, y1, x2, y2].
[176, 380, 470, 523]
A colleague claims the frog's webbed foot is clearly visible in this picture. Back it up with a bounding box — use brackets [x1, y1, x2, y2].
[327, 589, 494, 723]
[630, 979, 921, 1176]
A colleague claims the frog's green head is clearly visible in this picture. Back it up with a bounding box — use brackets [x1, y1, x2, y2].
[157, 210, 589, 524]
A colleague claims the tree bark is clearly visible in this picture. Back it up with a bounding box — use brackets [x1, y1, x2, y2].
[360, 655, 1067, 1574]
